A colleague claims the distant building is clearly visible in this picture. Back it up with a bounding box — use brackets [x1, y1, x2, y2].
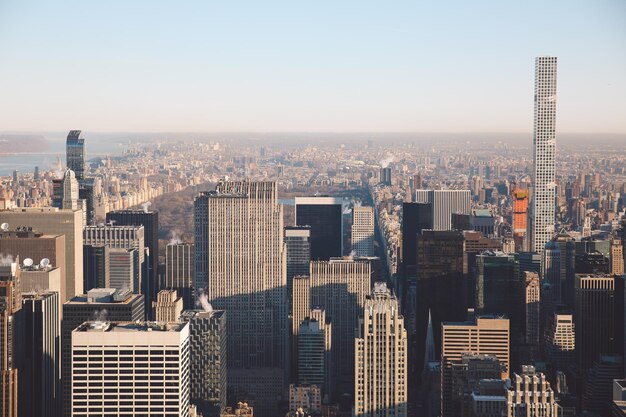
[582, 355, 623, 416]
[71, 321, 190, 417]
[401, 202, 433, 277]
[524, 272, 540, 348]
[82, 244, 109, 292]
[284, 226, 311, 299]
[354, 283, 407, 417]
[297, 318, 326, 391]
[511, 188, 529, 252]
[414, 189, 471, 231]
[0, 261, 21, 417]
[351, 206, 375, 257]
[289, 384, 321, 413]
[611, 238, 624, 275]
[165, 242, 195, 309]
[470, 209, 495, 236]
[546, 312, 575, 374]
[66, 130, 85, 181]
[154, 289, 183, 322]
[221, 402, 253, 417]
[379, 167, 392, 186]
[295, 196, 343, 261]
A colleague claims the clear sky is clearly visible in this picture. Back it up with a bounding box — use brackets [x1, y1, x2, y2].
[0, 0, 624, 133]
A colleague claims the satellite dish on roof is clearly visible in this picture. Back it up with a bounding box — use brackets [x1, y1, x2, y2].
[40, 258, 50, 268]
[23, 258, 33, 267]
[0, 223, 8, 231]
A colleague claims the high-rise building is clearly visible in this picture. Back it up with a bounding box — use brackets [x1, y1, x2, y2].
[309, 258, 373, 396]
[21, 292, 61, 417]
[505, 367, 560, 417]
[180, 309, 227, 417]
[297, 317, 326, 390]
[475, 251, 517, 321]
[61, 288, 145, 417]
[449, 354, 505, 417]
[0, 227, 67, 302]
[309, 308, 332, 396]
[354, 283, 407, 417]
[65, 130, 85, 181]
[401, 202, 433, 277]
[71, 321, 190, 417]
[575, 274, 621, 372]
[289, 384, 321, 414]
[546, 312, 575, 374]
[470, 209, 495, 237]
[511, 188, 529, 251]
[194, 181, 286, 417]
[292, 275, 311, 381]
[351, 206, 375, 257]
[582, 355, 623, 416]
[154, 289, 183, 322]
[108, 247, 138, 292]
[295, 196, 343, 261]
[611, 238, 624, 275]
[524, 272, 540, 348]
[106, 210, 159, 313]
[82, 244, 109, 292]
[530, 57, 557, 254]
[543, 233, 576, 310]
[20, 265, 63, 314]
[0, 261, 21, 417]
[441, 316, 510, 417]
[165, 242, 194, 309]
[380, 167, 392, 186]
[0, 207, 83, 301]
[52, 169, 80, 211]
[284, 226, 311, 299]
[414, 189, 471, 231]
[415, 230, 466, 384]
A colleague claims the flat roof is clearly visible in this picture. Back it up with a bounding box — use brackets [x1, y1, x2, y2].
[75, 321, 186, 333]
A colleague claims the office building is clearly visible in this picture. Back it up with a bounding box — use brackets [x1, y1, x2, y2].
[351, 206, 375, 257]
[309, 308, 332, 396]
[106, 210, 159, 315]
[0, 227, 67, 302]
[612, 379, 626, 417]
[470, 209, 495, 236]
[0, 262, 21, 417]
[297, 317, 326, 390]
[180, 309, 227, 417]
[441, 316, 510, 417]
[310, 257, 372, 396]
[414, 189, 471, 230]
[20, 265, 62, 312]
[582, 355, 622, 416]
[0, 207, 83, 300]
[401, 202, 433, 277]
[61, 288, 145, 417]
[284, 226, 311, 299]
[108, 247, 138, 292]
[475, 251, 517, 320]
[543, 233, 576, 311]
[165, 242, 194, 309]
[295, 196, 343, 261]
[530, 57, 557, 254]
[505, 367, 559, 417]
[354, 283, 407, 417]
[21, 292, 60, 417]
[220, 402, 253, 417]
[292, 275, 311, 381]
[612, 238, 624, 275]
[524, 272, 540, 348]
[415, 230, 466, 383]
[380, 167, 392, 186]
[154, 289, 183, 322]
[449, 354, 505, 417]
[289, 384, 321, 413]
[82, 244, 108, 292]
[512, 188, 529, 252]
[66, 130, 85, 181]
[71, 321, 190, 417]
[194, 181, 286, 417]
[575, 274, 620, 372]
[546, 312, 575, 373]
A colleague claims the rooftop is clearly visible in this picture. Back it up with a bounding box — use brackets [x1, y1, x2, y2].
[75, 321, 186, 333]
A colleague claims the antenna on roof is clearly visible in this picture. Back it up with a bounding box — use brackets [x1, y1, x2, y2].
[23, 258, 33, 267]
[0, 223, 9, 232]
[40, 258, 50, 268]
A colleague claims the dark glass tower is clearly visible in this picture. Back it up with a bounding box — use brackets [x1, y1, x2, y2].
[65, 130, 85, 181]
[284, 226, 311, 298]
[106, 210, 159, 316]
[401, 202, 433, 277]
[295, 197, 343, 261]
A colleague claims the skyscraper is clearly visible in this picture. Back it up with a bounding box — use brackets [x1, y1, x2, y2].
[354, 283, 407, 417]
[441, 316, 510, 417]
[165, 242, 195, 309]
[401, 202, 433, 277]
[284, 226, 311, 299]
[511, 188, 529, 252]
[71, 321, 190, 417]
[351, 206, 375, 257]
[65, 130, 85, 181]
[52, 169, 80, 211]
[106, 210, 159, 316]
[530, 57, 557, 254]
[414, 189, 471, 231]
[154, 289, 183, 322]
[295, 196, 343, 261]
[297, 317, 326, 390]
[0, 261, 21, 417]
[180, 309, 227, 417]
[21, 292, 61, 417]
[82, 244, 109, 292]
[524, 272, 540, 348]
[505, 367, 560, 417]
[194, 181, 286, 417]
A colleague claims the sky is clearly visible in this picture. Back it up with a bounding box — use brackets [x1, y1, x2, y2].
[0, 0, 624, 133]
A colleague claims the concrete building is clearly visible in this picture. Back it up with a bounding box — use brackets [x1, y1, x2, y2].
[21, 292, 60, 417]
[414, 189, 471, 231]
[289, 384, 321, 413]
[165, 242, 194, 309]
[505, 367, 559, 417]
[530, 56, 558, 254]
[108, 247, 138, 292]
[154, 289, 183, 322]
[449, 354, 505, 417]
[582, 355, 623, 416]
[297, 318, 326, 391]
[351, 206, 375, 257]
[612, 237, 625, 275]
[194, 182, 286, 417]
[180, 309, 227, 417]
[354, 283, 407, 417]
[71, 321, 190, 417]
[0, 207, 82, 300]
[545, 312, 575, 374]
[284, 226, 311, 300]
[0, 262, 21, 417]
[61, 288, 145, 417]
[292, 275, 311, 381]
[441, 316, 510, 417]
[295, 196, 343, 261]
[470, 209, 495, 237]
[524, 272, 540, 347]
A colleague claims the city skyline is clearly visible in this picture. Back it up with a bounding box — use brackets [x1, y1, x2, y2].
[0, 1, 625, 133]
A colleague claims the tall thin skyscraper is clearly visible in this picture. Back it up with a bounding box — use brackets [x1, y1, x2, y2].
[65, 130, 85, 181]
[0, 262, 21, 417]
[530, 56, 557, 254]
[295, 196, 343, 260]
[194, 181, 286, 417]
[351, 206, 375, 257]
[354, 283, 407, 417]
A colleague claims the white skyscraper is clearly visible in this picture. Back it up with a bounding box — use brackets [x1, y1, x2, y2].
[354, 283, 407, 417]
[351, 206, 375, 257]
[530, 56, 557, 254]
